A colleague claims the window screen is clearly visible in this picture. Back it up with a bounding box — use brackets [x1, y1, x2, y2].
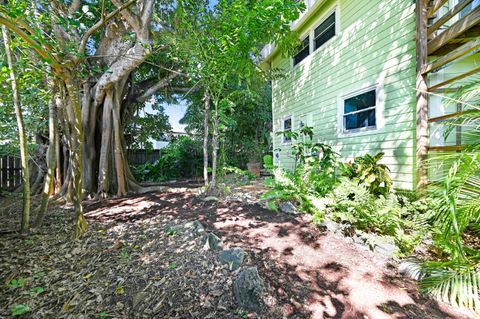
[283, 118, 292, 142]
[314, 12, 335, 51]
[343, 89, 376, 131]
[293, 37, 310, 65]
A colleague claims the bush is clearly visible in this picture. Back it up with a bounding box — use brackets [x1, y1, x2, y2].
[340, 152, 392, 196]
[327, 178, 429, 254]
[262, 154, 274, 171]
[262, 140, 339, 215]
[132, 136, 203, 182]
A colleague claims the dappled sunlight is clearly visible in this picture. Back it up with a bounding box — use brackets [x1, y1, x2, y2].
[271, 0, 418, 190]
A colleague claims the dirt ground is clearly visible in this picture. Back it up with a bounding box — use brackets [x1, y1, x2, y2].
[0, 184, 476, 319]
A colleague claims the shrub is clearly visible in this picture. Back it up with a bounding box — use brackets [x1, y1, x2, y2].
[328, 178, 428, 254]
[132, 136, 203, 182]
[340, 152, 392, 196]
[262, 154, 274, 171]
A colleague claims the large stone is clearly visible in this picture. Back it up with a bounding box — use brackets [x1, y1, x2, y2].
[373, 237, 399, 258]
[233, 267, 265, 311]
[203, 232, 223, 251]
[279, 201, 297, 215]
[183, 220, 206, 236]
[218, 248, 245, 270]
[203, 196, 219, 202]
[165, 220, 206, 237]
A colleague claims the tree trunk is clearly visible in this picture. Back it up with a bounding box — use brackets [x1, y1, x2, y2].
[35, 82, 58, 227]
[2, 25, 30, 233]
[203, 91, 210, 186]
[64, 77, 88, 238]
[211, 99, 219, 189]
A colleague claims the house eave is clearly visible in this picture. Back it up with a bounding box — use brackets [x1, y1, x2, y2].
[261, 0, 329, 67]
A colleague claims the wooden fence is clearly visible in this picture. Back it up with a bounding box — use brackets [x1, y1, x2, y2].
[126, 149, 161, 166]
[0, 155, 22, 190]
[0, 150, 160, 190]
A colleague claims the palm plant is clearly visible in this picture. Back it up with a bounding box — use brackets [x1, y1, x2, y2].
[421, 82, 480, 313]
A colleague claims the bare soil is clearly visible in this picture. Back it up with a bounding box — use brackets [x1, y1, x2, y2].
[0, 184, 475, 319]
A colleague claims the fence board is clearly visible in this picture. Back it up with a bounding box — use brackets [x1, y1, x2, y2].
[0, 155, 22, 190]
[127, 150, 161, 166]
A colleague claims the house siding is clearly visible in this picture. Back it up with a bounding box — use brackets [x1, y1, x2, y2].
[271, 0, 417, 190]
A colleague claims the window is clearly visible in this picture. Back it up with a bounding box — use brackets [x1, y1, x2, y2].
[283, 117, 292, 143]
[342, 89, 376, 132]
[293, 37, 310, 65]
[314, 12, 335, 51]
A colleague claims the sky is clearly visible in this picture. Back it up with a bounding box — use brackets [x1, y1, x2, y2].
[164, 101, 187, 133]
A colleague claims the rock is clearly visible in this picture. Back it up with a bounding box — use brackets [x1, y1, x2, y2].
[184, 220, 205, 235]
[318, 220, 341, 233]
[279, 201, 297, 215]
[233, 267, 265, 311]
[165, 220, 206, 238]
[398, 258, 425, 281]
[352, 234, 365, 245]
[373, 237, 399, 258]
[218, 248, 245, 270]
[203, 232, 223, 251]
[203, 196, 219, 202]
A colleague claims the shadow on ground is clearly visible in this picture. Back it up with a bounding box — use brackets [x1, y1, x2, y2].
[85, 191, 473, 319]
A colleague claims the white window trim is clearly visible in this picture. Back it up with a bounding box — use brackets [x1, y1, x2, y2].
[337, 83, 385, 137]
[291, 3, 339, 68]
[282, 115, 294, 144]
[311, 6, 338, 53]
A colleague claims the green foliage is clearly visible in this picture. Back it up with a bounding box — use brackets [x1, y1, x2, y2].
[11, 304, 30, 316]
[29, 286, 45, 297]
[133, 136, 203, 181]
[125, 103, 172, 150]
[262, 154, 274, 171]
[8, 278, 26, 289]
[418, 83, 480, 313]
[340, 152, 392, 196]
[329, 178, 428, 254]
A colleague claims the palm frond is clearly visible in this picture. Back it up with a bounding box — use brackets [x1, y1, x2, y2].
[421, 261, 480, 313]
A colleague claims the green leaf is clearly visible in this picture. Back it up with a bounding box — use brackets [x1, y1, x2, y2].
[11, 304, 30, 316]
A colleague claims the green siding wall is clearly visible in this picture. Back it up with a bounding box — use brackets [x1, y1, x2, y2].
[271, 0, 417, 190]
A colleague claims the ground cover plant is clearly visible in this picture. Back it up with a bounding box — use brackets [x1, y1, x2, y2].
[264, 89, 480, 314]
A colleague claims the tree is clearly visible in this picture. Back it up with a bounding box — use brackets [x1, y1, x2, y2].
[1, 23, 30, 233]
[174, 0, 304, 190]
[0, 1, 187, 235]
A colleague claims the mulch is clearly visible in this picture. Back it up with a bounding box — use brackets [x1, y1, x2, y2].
[0, 186, 476, 319]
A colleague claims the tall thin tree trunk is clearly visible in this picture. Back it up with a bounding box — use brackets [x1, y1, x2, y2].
[98, 92, 114, 195]
[112, 79, 128, 197]
[2, 25, 30, 233]
[211, 99, 219, 188]
[35, 84, 57, 227]
[203, 91, 210, 186]
[64, 77, 88, 238]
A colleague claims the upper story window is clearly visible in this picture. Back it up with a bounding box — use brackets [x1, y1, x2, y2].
[293, 37, 310, 66]
[283, 117, 293, 143]
[314, 12, 336, 51]
[342, 89, 376, 132]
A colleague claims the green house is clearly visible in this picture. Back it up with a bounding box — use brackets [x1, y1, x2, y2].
[261, 0, 480, 190]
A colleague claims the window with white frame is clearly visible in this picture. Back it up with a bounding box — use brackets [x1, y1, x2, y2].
[283, 117, 293, 143]
[342, 88, 377, 132]
[293, 36, 310, 65]
[314, 12, 336, 51]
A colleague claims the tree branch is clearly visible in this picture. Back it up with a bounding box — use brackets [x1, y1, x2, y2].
[111, 0, 142, 34]
[134, 71, 180, 103]
[77, 0, 137, 58]
[0, 15, 62, 71]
